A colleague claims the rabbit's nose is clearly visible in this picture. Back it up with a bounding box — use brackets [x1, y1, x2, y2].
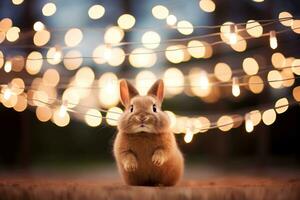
[139, 115, 149, 122]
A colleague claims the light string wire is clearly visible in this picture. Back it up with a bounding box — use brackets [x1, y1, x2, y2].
[192, 98, 298, 133]
[1, 18, 299, 60]
[2, 63, 300, 90]
[1, 17, 293, 49]
[1, 69, 299, 116]
[4, 26, 300, 60]
[1, 89, 298, 132]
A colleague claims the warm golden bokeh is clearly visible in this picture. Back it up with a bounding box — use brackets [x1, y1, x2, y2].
[267, 70, 283, 89]
[88, 4, 105, 20]
[98, 73, 119, 108]
[243, 57, 259, 75]
[177, 20, 193, 35]
[214, 62, 232, 82]
[36, 106, 52, 122]
[135, 71, 156, 96]
[85, 109, 102, 127]
[262, 109, 276, 125]
[106, 107, 123, 126]
[118, 14, 135, 30]
[187, 40, 206, 58]
[199, 0, 216, 13]
[26, 51, 43, 75]
[275, 98, 289, 114]
[104, 26, 124, 44]
[142, 31, 161, 49]
[278, 11, 293, 27]
[65, 28, 83, 47]
[33, 29, 50, 46]
[64, 50, 83, 70]
[152, 5, 169, 19]
[42, 3, 56, 16]
[217, 115, 234, 132]
[248, 75, 264, 94]
[246, 20, 263, 38]
[129, 48, 157, 68]
[163, 68, 184, 96]
[292, 86, 300, 102]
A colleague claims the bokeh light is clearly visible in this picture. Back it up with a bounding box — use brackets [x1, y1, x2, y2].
[117, 14, 135, 30]
[199, 0, 216, 13]
[275, 98, 289, 114]
[163, 68, 184, 96]
[142, 31, 161, 49]
[42, 3, 56, 16]
[152, 5, 169, 19]
[88, 4, 105, 20]
[177, 20, 193, 35]
[214, 62, 232, 82]
[135, 70, 156, 95]
[65, 28, 83, 47]
[106, 107, 123, 126]
[85, 109, 102, 127]
[217, 115, 234, 132]
[26, 51, 43, 75]
[262, 109, 276, 125]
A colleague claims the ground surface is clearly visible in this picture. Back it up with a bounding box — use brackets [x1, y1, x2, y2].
[0, 165, 300, 200]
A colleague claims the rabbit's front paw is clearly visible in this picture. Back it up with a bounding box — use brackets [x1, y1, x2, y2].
[123, 155, 138, 172]
[152, 150, 166, 167]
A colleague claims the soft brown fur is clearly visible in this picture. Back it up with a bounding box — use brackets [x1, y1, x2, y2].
[113, 79, 184, 186]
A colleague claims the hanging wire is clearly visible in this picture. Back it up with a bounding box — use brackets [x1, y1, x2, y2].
[0, 90, 298, 132]
[2, 17, 292, 49]
[2, 64, 299, 91]
[1, 18, 299, 60]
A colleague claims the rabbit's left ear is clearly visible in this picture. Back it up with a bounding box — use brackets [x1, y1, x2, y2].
[147, 79, 164, 103]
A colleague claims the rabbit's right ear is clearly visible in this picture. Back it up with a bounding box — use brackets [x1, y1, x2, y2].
[119, 79, 139, 107]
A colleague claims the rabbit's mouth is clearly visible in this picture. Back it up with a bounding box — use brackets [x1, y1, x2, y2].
[133, 124, 153, 133]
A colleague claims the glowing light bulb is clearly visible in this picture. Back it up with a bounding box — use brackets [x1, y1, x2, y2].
[103, 79, 115, 95]
[3, 88, 12, 100]
[232, 77, 240, 97]
[269, 30, 278, 49]
[199, 71, 209, 89]
[59, 100, 68, 118]
[33, 21, 45, 31]
[184, 127, 194, 143]
[229, 24, 237, 44]
[4, 61, 12, 73]
[245, 113, 254, 133]
[53, 46, 62, 63]
[103, 47, 112, 61]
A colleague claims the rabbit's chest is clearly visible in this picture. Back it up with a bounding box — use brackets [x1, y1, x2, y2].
[127, 135, 161, 158]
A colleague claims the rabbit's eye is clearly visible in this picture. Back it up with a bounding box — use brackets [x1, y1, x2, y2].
[130, 105, 134, 113]
[152, 104, 157, 113]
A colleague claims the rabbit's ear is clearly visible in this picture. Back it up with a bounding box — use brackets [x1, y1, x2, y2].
[120, 79, 139, 107]
[147, 79, 164, 103]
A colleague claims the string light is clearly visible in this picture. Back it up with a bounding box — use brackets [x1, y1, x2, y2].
[33, 21, 45, 31]
[199, 70, 209, 89]
[4, 60, 12, 73]
[103, 46, 112, 61]
[245, 113, 254, 133]
[184, 127, 194, 143]
[269, 30, 278, 49]
[229, 24, 238, 44]
[3, 87, 12, 100]
[53, 46, 62, 63]
[59, 100, 68, 118]
[232, 77, 240, 97]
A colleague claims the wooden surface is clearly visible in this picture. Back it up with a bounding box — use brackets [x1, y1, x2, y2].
[0, 165, 300, 200]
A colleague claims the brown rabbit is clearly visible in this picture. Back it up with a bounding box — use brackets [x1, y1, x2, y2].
[113, 79, 184, 186]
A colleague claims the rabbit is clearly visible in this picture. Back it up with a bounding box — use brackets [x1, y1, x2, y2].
[113, 79, 184, 186]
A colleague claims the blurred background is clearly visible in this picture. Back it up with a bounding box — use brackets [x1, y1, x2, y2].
[0, 0, 299, 177]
